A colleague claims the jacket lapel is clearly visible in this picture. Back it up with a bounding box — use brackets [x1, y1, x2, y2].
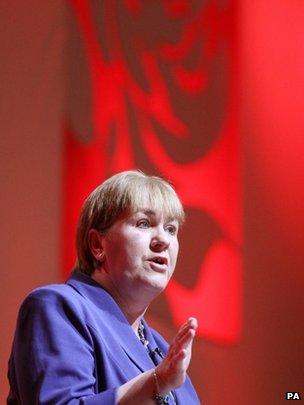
[66, 271, 155, 373]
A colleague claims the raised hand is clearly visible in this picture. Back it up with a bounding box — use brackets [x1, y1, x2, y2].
[155, 317, 198, 394]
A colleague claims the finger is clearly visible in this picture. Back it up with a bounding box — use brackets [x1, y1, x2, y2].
[176, 319, 192, 337]
[173, 321, 197, 345]
[173, 348, 187, 363]
[170, 348, 191, 373]
[167, 318, 198, 361]
[168, 329, 189, 357]
[174, 317, 197, 343]
[188, 317, 198, 330]
[169, 328, 196, 360]
[176, 328, 196, 352]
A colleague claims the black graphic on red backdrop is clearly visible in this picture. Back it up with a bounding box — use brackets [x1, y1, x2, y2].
[63, 0, 242, 344]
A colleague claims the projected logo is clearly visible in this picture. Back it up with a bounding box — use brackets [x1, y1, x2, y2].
[63, 0, 242, 344]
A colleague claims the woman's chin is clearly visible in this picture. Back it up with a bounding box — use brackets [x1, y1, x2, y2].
[137, 273, 169, 293]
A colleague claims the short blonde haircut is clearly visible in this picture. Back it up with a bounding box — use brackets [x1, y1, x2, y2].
[76, 170, 185, 275]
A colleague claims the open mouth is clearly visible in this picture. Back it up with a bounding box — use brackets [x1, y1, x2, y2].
[149, 256, 168, 266]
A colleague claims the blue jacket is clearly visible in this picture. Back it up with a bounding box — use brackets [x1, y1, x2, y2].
[8, 271, 200, 404]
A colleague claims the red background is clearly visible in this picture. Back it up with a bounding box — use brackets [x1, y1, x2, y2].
[1, 1, 303, 403]
[63, 0, 242, 346]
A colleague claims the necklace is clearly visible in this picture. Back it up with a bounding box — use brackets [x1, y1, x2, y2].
[137, 320, 177, 404]
[138, 321, 150, 349]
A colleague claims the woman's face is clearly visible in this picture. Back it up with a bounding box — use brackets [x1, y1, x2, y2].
[100, 208, 180, 299]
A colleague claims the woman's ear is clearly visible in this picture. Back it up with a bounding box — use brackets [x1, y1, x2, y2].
[88, 229, 105, 262]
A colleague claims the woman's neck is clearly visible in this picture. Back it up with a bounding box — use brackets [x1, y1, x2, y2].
[91, 269, 147, 334]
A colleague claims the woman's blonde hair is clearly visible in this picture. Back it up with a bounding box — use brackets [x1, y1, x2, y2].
[76, 170, 185, 275]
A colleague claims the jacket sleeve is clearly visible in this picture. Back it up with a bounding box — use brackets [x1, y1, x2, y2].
[8, 288, 117, 405]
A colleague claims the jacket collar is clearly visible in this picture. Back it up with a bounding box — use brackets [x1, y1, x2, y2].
[66, 269, 156, 373]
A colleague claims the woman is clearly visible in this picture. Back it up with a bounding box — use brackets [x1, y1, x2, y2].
[8, 170, 200, 404]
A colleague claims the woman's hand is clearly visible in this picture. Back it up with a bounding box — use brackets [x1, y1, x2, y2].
[116, 317, 198, 404]
[155, 317, 198, 394]
[117, 317, 198, 403]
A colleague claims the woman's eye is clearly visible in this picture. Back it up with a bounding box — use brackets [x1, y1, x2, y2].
[137, 219, 150, 228]
[166, 225, 177, 235]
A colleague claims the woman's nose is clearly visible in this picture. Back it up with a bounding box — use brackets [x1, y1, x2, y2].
[150, 227, 170, 251]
